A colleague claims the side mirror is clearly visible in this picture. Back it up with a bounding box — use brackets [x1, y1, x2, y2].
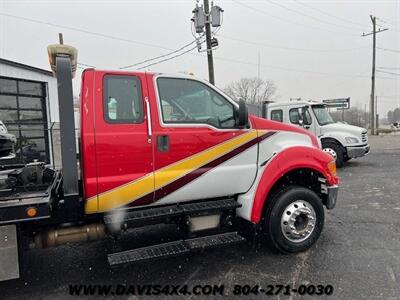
[298, 107, 311, 128]
[238, 99, 249, 128]
[297, 107, 304, 126]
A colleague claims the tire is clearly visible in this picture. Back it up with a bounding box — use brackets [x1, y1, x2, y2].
[322, 141, 344, 168]
[263, 186, 325, 254]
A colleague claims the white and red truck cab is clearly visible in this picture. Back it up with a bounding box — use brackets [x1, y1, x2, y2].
[0, 45, 339, 281]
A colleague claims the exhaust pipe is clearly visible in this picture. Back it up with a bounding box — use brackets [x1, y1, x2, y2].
[34, 223, 106, 248]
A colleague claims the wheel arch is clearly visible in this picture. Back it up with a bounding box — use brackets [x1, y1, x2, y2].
[250, 146, 338, 223]
[321, 136, 343, 147]
[261, 168, 326, 218]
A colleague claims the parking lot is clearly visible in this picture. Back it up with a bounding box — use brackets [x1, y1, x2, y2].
[1, 135, 399, 299]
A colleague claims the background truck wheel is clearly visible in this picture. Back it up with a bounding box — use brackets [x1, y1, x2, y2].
[322, 141, 344, 167]
[263, 186, 324, 254]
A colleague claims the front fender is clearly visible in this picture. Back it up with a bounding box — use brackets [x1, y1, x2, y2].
[250, 146, 338, 223]
[320, 132, 349, 146]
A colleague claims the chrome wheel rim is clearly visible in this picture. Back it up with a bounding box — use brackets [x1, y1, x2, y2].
[323, 147, 337, 160]
[281, 200, 316, 243]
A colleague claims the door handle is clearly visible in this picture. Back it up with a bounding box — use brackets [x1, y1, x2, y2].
[145, 97, 152, 143]
[157, 135, 170, 152]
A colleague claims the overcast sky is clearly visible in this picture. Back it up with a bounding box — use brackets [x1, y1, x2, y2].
[0, 0, 399, 116]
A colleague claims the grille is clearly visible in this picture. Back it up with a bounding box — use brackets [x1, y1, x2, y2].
[361, 131, 368, 143]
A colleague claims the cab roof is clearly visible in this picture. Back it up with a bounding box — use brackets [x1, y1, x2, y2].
[266, 100, 325, 107]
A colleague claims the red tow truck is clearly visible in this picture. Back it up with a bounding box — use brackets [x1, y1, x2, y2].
[0, 44, 339, 281]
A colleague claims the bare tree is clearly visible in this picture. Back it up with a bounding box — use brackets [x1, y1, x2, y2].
[224, 77, 277, 104]
[330, 107, 369, 128]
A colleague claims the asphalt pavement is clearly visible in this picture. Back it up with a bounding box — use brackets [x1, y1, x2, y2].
[1, 135, 399, 299]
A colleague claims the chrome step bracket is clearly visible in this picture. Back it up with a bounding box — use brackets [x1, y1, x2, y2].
[104, 198, 241, 227]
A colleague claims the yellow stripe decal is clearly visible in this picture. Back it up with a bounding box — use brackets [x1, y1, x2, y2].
[85, 130, 259, 213]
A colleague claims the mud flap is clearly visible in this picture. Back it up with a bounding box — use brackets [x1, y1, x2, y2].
[0, 225, 19, 281]
[326, 185, 339, 209]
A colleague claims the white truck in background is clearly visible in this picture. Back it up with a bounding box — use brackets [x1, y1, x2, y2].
[260, 101, 369, 167]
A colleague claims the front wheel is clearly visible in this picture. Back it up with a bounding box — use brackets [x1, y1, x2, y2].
[263, 186, 325, 254]
[322, 141, 344, 168]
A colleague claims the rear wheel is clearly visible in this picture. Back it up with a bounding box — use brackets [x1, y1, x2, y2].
[322, 141, 344, 167]
[263, 186, 324, 254]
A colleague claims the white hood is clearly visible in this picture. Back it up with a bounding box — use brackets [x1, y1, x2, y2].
[320, 122, 367, 146]
[321, 123, 366, 136]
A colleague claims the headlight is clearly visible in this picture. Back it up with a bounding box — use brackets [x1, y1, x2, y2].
[345, 137, 359, 144]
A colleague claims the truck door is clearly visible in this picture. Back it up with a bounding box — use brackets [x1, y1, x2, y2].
[289, 106, 316, 134]
[90, 72, 154, 212]
[149, 76, 258, 206]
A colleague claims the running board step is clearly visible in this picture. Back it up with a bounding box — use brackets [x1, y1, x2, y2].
[108, 232, 245, 266]
[104, 198, 241, 226]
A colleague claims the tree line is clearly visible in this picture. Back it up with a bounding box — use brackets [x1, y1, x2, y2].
[387, 108, 400, 124]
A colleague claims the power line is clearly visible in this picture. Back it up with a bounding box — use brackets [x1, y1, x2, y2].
[378, 67, 400, 70]
[213, 54, 365, 78]
[218, 34, 369, 52]
[376, 76, 400, 80]
[377, 95, 400, 98]
[375, 17, 398, 26]
[120, 37, 203, 70]
[292, 0, 366, 29]
[376, 70, 400, 76]
[0, 13, 180, 52]
[137, 45, 199, 70]
[1, 12, 210, 71]
[231, 0, 359, 37]
[78, 62, 95, 68]
[375, 17, 400, 32]
[377, 47, 400, 53]
[264, 0, 362, 31]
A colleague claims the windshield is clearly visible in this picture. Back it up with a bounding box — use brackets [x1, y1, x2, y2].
[312, 105, 335, 126]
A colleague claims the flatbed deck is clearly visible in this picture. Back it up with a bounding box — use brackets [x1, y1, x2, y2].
[0, 169, 61, 225]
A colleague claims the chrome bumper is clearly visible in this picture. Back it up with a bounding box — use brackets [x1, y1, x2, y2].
[346, 144, 370, 158]
[326, 185, 338, 209]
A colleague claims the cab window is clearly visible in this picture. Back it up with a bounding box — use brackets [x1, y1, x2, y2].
[103, 75, 144, 123]
[289, 107, 312, 125]
[157, 78, 236, 129]
[270, 109, 283, 122]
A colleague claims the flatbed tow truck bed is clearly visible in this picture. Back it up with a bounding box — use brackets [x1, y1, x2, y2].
[0, 165, 61, 225]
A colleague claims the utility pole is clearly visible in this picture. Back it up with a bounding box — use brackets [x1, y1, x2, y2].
[364, 103, 367, 128]
[370, 16, 376, 135]
[257, 51, 261, 80]
[375, 95, 379, 131]
[362, 16, 388, 135]
[191, 1, 223, 84]
[204, 0, 215, 85]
